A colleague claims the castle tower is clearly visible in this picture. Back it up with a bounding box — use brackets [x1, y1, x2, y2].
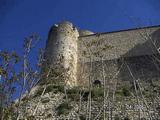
[45, 21, 79, 87]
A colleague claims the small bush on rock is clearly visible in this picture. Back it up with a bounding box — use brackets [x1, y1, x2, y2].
[91, 88, 104, 99]
[56, 102, 72, 115]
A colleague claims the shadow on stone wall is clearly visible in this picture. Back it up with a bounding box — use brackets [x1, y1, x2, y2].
[117, 28, 160, 82]
[78, 28, 160, 86]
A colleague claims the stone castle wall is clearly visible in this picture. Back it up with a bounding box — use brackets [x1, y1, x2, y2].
[45, 21, 160, 87]
[78, 26, 160, 62]
[77, 54, 160, 86]
[77, 25, 160, 86]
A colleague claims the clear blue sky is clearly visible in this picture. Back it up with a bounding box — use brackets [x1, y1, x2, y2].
[0, 0, 160, 99]
[0, 0, 160, 52]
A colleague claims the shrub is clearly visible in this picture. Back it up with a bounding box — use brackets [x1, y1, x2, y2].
[67, 87, 80, 101]
[91, 88, 104, 99]
[67, 87, 79, 94]
[79, 115, 86, 120]
[122, 87, 131, 97]
[34, 88, 43, 97]
[81, 90, 89, 101]
[124, 116, 130, 120]
[56, 102, 72, 115]
[27, 115, 35, 120]
[114, 114, 120, 120]
[116, 86, 131, 97]
[33, 84, 64, 98]
[45, 84, 64, 93]
[140, 118, 146, 120]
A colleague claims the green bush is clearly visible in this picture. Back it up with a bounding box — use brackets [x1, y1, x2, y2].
[140, 118, 146, 120]
[81, 90, 89, 101]
[34, 84, 64, 98]
[27, 115, 35, 120]
[56, 102, 72, 115]
[45, 84, 64, 93]
[34, 88, 43, 97]
[67, 87, 80, 101]
[116, 86, 131, 97]
[122, 87, 131, 97]
[124, 116, 130, 120]
[91, 88, 104, 99]
[67, 87, 79, 94]
[79, 115, 86, 120]
[114, 114, 120, 120]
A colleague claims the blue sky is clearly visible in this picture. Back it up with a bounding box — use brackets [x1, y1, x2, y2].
[0, 0, 160, 52]
[0, 0, 160, 99]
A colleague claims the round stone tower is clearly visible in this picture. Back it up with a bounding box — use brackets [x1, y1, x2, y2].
[45, 21, 79, 87]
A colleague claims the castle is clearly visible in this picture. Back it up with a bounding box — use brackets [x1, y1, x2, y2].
[16, 21, 160, 119]
[44, 21, 160, 87]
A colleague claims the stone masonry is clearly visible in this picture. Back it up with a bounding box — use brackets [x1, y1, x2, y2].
[44, 21, 160, 87]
